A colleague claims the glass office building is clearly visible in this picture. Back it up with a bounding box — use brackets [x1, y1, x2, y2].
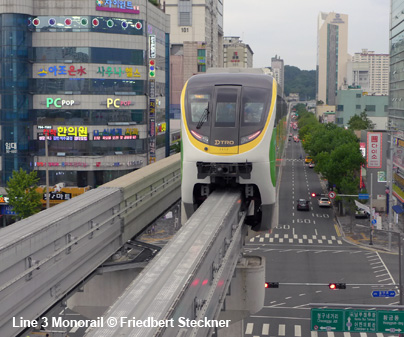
[0, 0, 170, 188]
[389, 0, 404, 224]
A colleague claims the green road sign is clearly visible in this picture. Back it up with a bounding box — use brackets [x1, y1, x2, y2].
[377, 311, 404, 333]
[311, 309, 344, 332]
[345, 310, 376, 332]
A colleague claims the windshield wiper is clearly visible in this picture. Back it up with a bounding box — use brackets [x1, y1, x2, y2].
[196, 103, 209, 129]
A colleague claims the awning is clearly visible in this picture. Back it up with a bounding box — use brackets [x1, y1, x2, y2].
[392, 205, 404, 214]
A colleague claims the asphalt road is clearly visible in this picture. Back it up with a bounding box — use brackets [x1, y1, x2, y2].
[243, 135, 401, 337]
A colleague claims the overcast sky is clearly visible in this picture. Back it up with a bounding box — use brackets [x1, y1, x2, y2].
[223, 0, 390, 70]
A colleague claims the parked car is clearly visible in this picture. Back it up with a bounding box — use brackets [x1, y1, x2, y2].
[318, 197, 331, 207]
[355, 208, 369, 218]
[297, 199, 310, 211]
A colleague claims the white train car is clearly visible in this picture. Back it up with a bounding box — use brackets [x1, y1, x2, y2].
[181, 73, 288, 230]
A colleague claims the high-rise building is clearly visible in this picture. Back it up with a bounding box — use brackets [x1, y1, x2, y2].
[388, 0, 404, 222]
[347, 49, 389, 95]
[165, 0, 224, 118]
[271, 55, 284, 94]
[317, 12, 349, 105]
[0, 0, 170, 188]
[223, 36, 253, 68]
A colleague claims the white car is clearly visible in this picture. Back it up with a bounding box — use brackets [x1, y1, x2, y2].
[318, 197, 331, 207]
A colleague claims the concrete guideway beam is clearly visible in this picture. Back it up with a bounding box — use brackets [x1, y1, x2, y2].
[85, 190, 253, 337]
[0, 154, 181, 337]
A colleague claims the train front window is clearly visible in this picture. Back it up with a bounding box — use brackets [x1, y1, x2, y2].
[241, 87, 269, 126]
[215, 88, 238, 127]
[190, 100, 210, 123]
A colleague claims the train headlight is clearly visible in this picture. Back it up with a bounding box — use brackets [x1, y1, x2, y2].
[191, 130, 209, 144]
[240, 130, 261, 144]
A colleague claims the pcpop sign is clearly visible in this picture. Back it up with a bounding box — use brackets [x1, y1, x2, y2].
[46, 98, 75, 108]
[107, 98, 132, 108]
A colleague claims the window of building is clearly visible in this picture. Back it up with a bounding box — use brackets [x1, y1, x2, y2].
[365, 105, 376, 112]
[356, 94, 361, 98]
[356, 105, 361, 109]
[178, 0, 192, 26]
[337, 105, 344, 111]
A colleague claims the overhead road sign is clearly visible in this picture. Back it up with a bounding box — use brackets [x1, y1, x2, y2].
[372, 290, 396, 298]
[358, 193, 369, 200]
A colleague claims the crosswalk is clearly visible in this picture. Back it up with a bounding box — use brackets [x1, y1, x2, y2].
[244, 322, 396, 337]
[249, 233, 343, 245]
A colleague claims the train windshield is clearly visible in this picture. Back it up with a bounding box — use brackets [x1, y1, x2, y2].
[241, 87, 268, 126]
[186, 83, 270, 149]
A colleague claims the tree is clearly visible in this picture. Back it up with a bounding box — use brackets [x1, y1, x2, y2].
[347, 110, 375, 130]
[5, 168, 42, 220]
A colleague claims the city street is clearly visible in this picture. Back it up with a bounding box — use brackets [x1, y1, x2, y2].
[243, 134, 401, 337]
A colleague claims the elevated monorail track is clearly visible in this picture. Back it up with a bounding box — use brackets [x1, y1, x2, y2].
[85, 190, 248, 337]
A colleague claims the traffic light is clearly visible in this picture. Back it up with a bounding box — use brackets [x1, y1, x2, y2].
[265, 282, 279, 288]
[149, 59, 155, 77]
[329, 283, 346, 290]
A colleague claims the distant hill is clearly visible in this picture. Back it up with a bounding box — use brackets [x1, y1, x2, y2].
[284, 65, 316, 101]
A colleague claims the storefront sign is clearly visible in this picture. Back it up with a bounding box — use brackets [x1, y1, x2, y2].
[43, 192, 72, 201]
[149, 99, 156, 163]
[40, 127, 88, 141]
[96, 0, 140, 14]
[5, 142, 17, 154]
[360, 142, 366, 157]
[35, 162, 89, 167]
[97, 66, 140, 78]
[93, 127, 138, 140]
[46, 98, 76, 108]
[367, 133, 382, 168]
[106, 98, 134, 108]
[149, 35, 156, 59]
[38, 65, 86, 77]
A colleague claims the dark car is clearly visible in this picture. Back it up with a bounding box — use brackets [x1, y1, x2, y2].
[297, 199, 310, 211]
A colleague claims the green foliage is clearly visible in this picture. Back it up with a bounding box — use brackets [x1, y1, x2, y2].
[347, 110, 375, 130]
[5, 168, 42, 220]
[301, 121, 366, 195]
[284, 65, 316, 100]
[170, 141, 181, 153]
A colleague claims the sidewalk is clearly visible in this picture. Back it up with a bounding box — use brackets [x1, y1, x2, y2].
[337, 214, 402, 253]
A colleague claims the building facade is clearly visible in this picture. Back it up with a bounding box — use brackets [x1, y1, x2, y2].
[223, 36, 253, 68]
[347, 49, 389, 95]
[271, 55, 284, 94]
[165, 0, 224, 119]
[317, 12, 349, 105]
[0, 0, 170, 188]
[389, 0, 404, 225]
[335, 89, 389, 129]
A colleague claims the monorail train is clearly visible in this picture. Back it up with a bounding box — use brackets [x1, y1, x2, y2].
[181, 73, 288, 230]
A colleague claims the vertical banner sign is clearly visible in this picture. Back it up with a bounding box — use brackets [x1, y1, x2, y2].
[367, 132, 382, 168]
[149, 98, 156, 163]
[148, 34, 157, 163]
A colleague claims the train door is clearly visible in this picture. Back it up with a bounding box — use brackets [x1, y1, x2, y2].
[209, 86, 241, 154]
